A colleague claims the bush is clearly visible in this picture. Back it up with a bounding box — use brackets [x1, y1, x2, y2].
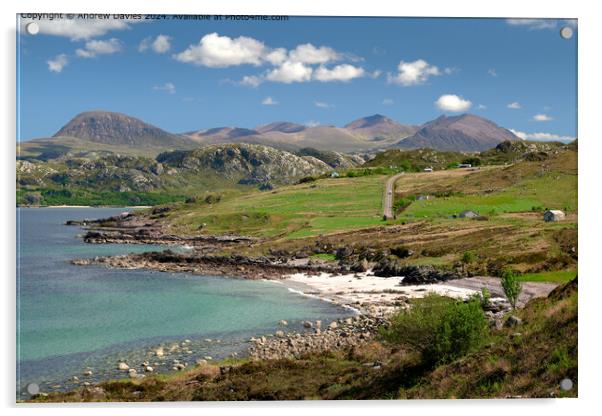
[298, 176, 316, 184]
[380, 294, 488, 366]
[501, 269, 522, 309]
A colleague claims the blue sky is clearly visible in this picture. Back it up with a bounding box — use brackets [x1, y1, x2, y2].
[17, 15, 577, 142]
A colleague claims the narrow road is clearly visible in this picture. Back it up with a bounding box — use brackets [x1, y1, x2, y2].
[382, 172, 405, 220]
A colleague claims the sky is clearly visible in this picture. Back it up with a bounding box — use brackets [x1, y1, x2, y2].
[17, 15, 577, 142]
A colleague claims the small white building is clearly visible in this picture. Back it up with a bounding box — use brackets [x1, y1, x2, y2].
[330, 171, 340, 178]
[544, 210, 566, 222]
[459, 210, 479, 219]
[423, 167, 433, 173]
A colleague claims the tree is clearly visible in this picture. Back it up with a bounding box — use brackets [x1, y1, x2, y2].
[501, 269, 522, 309]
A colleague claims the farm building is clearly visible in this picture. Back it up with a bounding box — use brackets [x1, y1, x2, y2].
[423, 167, 433, 173]
[458, 163, 472, 168]
[330, 171, 340, 178]
[544, 210, 566, 222]
[459, 210, 479, 219]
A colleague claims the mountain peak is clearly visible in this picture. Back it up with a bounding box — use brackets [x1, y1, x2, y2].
[344, 114, 418, 139]
[394, 113, 520, 152]
[54, 110, 193, 148]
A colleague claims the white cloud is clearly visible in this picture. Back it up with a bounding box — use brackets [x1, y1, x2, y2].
[314, 101, 332, 109]
[289, 43, 340, 64]
[47, 54, 68, 73]
[382, 98, 394, 105]
[387, 59, 441, 86]
[20, 18, 141, 41]
[435, 94, 472, 112]
[262, 96, 278, 106]
[488, 68, 498, 77]
[174, 32, 267, 67]
[240, 75, 262, 88]
[265, 48, 288, 65]
[510, 129, 574, 143]
[476, 104, 487, 110]
[314, 64, 365, 82]
[506, 19, 558, 30]
[265, 61, 313, 83]
[533, 113, 553, 121]
[507, 102, 522, 109]
[152, 34, 171, 53]
[153, 82, 176, 94]
[75, 38, 122, 58]
[305, 120, 320, 127]
[140, 34, 171, 53]
[173, 33, 365, 85]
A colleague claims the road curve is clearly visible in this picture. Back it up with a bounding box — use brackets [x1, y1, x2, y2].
[382, 172, 405, 220]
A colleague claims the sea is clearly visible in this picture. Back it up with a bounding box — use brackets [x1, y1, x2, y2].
[16, 207, 352, 398]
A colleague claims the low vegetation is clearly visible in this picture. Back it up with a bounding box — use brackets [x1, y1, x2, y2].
[381, 294, 489, 366]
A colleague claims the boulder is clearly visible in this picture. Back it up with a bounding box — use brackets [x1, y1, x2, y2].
[117, 362, 129, 371]
[505, 315, 523, 328]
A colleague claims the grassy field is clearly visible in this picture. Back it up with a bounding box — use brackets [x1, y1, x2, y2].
[517, 270, 577, 284]
[400, 172, 577, 220]
[167, 175, 387, 238]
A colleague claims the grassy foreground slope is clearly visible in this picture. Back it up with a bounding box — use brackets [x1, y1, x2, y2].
[32, 278, 577, 401]
[166, 175, 386, 238]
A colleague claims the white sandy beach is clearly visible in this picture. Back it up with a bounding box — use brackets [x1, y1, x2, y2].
[284, 271, 559, 315]
[284, 271, 483, 315]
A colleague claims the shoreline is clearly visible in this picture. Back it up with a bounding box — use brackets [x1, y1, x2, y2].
[18, 205, 152, 209]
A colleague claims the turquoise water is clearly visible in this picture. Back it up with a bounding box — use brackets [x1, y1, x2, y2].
[16, 208, 351, 396]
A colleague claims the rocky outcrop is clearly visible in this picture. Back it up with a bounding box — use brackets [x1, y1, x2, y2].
[372, 261, 460, 284]
[248, 315, 385, 360]
[157, 143, 330, 185]
[72, 250, 343, 280]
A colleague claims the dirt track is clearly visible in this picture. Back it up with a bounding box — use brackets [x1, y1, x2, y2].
[446, 276, 559, 307]
[383, 172, 405, 220]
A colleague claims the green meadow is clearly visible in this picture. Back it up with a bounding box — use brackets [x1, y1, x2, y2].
[168, 175, 386, 238]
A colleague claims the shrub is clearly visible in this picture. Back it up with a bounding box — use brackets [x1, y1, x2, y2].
[462, 157, 482, 166]
[390, 245, 413, 258]
[298, 176, 316, 184]
[501, 269, 522, 309]
[380, 294, 488, 366]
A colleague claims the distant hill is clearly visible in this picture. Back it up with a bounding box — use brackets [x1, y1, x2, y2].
[344, 114, 418, 140]
[393, 114, 519, 152]
[184, 115, 419, 153]
[256, 122, 307, 134]
[54, 111, 195, 148]
[186, 127, 259, 142]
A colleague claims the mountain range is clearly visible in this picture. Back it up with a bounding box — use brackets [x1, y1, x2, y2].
[19, 110, 521, 159]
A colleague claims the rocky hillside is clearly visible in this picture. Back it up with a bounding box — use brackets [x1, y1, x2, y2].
[157, 143, 330, 185]
[54, 111, 195, 148]
[295, 147, 364, 169]
[17, 143, 333, 206]
[394, 114, 519, 152]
